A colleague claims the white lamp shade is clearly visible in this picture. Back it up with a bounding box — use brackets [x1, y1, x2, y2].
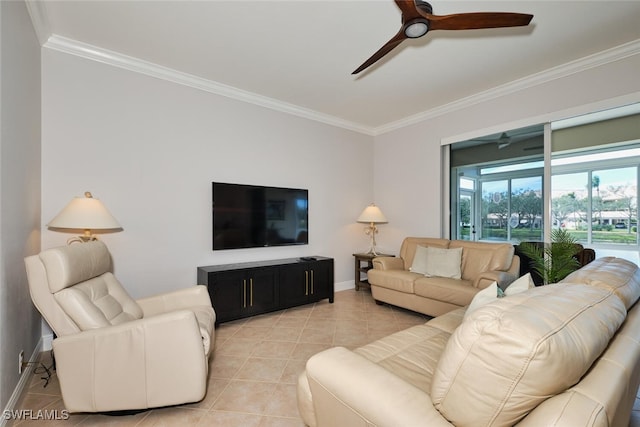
[357, 204, 388, 224]
[47, 195, 121, 230]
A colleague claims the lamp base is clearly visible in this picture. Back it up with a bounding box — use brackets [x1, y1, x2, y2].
[67, 235, 97, 245]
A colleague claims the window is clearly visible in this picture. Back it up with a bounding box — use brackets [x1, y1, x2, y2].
[450, 124, 544, 242]
[448, 104, 640, 262]
[551, 148, 639, 246]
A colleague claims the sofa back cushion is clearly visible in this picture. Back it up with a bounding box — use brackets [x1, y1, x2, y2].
[561, 256, 640, 310]
[400, 237, 449, 270]
[449, 241, 514, 281]
[431, 283, 626, 427]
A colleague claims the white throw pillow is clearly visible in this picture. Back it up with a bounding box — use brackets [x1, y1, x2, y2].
[409, 245, 430, 275]
[464, 273, 534, 320]
[464, 282, 503, 319]
[505, 272, 535, 296]
[424, 246, 463, 279]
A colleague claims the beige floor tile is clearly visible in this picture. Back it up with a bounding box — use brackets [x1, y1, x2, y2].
[197, 410, 263, 427]
[236, 357, 288, 382]
[298, 327, 335, 344]
[212, 380, 278, 414]
[135, 407, 207, 426]
[258, 416, 306, 427]
[209, 354, 248, 379]
[263, 384, 300, 417]
[279, 360, 307, 385]
[251, 340, 297, 358]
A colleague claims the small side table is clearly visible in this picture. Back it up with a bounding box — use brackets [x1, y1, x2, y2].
[353, 252, 394, 291]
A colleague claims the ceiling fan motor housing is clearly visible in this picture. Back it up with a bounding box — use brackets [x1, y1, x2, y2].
[415, 0, 433, 14]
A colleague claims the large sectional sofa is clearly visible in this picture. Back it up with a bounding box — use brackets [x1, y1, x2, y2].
[297, 256, 640, 426]
[368, 237, 520, 317]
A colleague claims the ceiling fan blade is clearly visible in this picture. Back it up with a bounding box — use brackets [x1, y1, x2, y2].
[394, 0, 423, 21]
[352, 30, 406, 75]
[427, 12, 533, 31]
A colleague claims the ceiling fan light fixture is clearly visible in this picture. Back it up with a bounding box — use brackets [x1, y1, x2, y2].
[404, 19, 429, 38]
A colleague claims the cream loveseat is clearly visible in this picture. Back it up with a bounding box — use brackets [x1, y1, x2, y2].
[368, 237, 520, 316]
[297, 256, 640, 426]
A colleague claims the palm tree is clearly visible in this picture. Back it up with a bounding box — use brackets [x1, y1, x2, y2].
[592, 175, 602, 226]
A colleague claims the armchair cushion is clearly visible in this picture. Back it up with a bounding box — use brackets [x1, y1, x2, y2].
[39, 240, 112, 292]
[55, 273, 143, 330]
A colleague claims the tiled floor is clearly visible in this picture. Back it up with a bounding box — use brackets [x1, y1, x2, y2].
[12, 288, 640, 426]
[8, 289, 430, 426]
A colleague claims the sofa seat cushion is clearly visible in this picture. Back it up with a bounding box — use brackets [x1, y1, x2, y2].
[561, 256, 640, 310]
[431, 283, 626, 427]
[413, 277, 476, 306]
[367, 269, 422, 294]
[355, 309, 464, 393]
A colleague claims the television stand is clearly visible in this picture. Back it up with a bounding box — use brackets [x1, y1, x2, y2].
[197, 257, 334, 323]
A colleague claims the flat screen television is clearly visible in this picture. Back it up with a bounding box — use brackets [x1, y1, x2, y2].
[212, 182, 309, 250]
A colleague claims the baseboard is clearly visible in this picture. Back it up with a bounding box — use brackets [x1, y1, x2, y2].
[1, 338, 43, 427]
[42, 333, 53, 352]
[335, 280, 355, 293]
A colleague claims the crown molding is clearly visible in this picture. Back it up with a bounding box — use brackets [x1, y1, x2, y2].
[373, 39, 640, 136]
[25, 0, 51, 46]
[41, 31, 639, 138]
[43, 35, 375, 136]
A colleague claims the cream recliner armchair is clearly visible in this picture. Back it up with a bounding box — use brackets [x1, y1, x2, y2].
[24, 240, 215, 413]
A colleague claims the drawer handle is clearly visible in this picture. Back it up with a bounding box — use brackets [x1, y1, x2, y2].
[243, 279, 247, 308]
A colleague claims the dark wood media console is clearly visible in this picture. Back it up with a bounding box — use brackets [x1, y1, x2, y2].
[197, 257, 334, 323]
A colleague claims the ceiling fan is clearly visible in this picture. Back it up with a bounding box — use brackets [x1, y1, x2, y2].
[471, 128, 542, 149]
[353, 0, 533, 74]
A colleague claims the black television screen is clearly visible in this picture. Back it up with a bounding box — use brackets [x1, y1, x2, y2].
[212, 182, 309, 250]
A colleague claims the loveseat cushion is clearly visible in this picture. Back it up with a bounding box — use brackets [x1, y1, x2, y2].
[561, 256, 640, 310]
[431, 283, 626, 427]
[414, 277, 475, 306]
[449, 241, 515, 282]
[366, 269, 422, 294]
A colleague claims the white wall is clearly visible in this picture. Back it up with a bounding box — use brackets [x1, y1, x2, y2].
[374, 52, 640, 254]
[0, 0, 42, 412]
[42, 49, 374, 299]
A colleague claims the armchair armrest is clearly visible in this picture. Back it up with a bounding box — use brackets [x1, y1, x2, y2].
[372, 256, 404, 271]
[53, 310, 208, 413]
[304, 347, 452, 427]
[137, 285, 211, 317]
[473, 270, 518, 289]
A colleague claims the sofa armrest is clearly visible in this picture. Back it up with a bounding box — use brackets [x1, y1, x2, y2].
[52, 310, 208, 412]
[305, 347, 452, 427]
[473, 270, 518, 289]
[372, 256, 404, 271]
[137, 285, 212, 316]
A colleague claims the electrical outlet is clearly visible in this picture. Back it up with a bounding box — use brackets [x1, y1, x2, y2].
[18, 350, 24, 374]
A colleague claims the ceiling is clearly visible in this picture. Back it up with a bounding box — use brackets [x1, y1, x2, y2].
[29, 1, 640, 135]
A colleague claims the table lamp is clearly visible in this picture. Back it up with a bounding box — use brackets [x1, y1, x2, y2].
[357, 203, 388, 255]
[47, 192, 122, 244]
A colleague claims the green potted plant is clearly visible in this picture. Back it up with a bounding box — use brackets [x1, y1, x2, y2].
[518, 228, 581, 285]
